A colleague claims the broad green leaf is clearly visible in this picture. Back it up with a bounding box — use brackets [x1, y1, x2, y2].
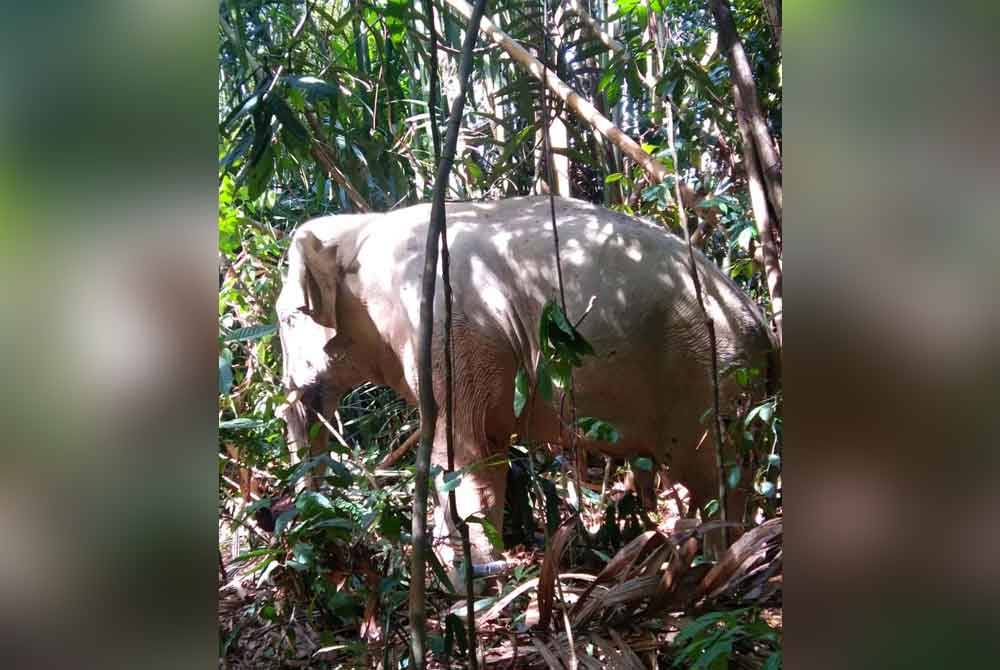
[548, 301, 575, 336]
[513, 367, 528, 417]
[727, 465, 742, 489]
[604, 172, 624, 184]
[464, 158, 482, 183]
[245, 144, 275, 200]
[296, 490, 336, 514]
[291, 542, 314, 566]
[535, 359, 553, 402]
[273, 508, 298, 537]
[578, 417, 621, 444]
[379, 509, 403, 542]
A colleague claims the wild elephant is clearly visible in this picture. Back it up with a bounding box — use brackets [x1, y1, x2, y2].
[276, 196, 776, 574]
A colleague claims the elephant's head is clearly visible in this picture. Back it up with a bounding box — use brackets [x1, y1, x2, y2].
[276, 228, 343, 397]
[275, 227, 355, 482]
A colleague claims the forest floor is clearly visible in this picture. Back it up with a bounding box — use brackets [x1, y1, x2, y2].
[219, 477, 781, 668]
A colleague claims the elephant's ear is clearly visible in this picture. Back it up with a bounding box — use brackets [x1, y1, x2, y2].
[294, 231, 340, 331]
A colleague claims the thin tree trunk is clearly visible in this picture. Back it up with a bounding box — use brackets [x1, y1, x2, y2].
[762, 0, 781, 50]
[733, 102, 783, 345]
[709, 0, 782, 222]
[411, 4, 489, 669]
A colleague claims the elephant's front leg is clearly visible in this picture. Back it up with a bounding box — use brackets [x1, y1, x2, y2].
[430, 419, 509, 584]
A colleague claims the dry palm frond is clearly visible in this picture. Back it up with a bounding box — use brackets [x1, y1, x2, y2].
[535, 517, 578, 630]
[478, 518, 782, 667]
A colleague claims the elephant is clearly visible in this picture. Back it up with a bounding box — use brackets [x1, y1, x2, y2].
[276, 195, 777, 576]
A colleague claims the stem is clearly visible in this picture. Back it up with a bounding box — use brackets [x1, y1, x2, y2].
[423, 0, 442, 165]
[410, 3, 489, 668]
[541, 3, 577, 666]
[665, 95, 729, 550]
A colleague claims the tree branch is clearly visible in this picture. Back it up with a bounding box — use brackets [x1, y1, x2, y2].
[304, 111, 371, 212]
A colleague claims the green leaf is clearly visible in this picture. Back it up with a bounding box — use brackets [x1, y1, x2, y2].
[464, 158, 482, 183]
[578, 417, 621, 444]
[439, 471, 462, 494]
[513, 367, 528, 417]
[597, 68, 622, 106]
[220, 128, 254, 171]
[245, 144, 275, 200]
[727, 465, 742, 489]
[269, 97, 309, 145]
[632, 456, 653, 471]
[224, 324, 277, 342]
[535, 359, 553, 402]
[704, 499, 720, 518]
[604, 172, 624, 184]
[379, 509, 403, 542]
[309, 518, 355, 531]
[466, 515, 504, 552]
[273, 508, 298, 537]
[548, 301, 575, 336]
[291, 542, 314, 566]
[219, 418, 264, 431]
[285, 75, 339, 105]
[762, 650, 782, 670]
[296, 490, 336, 515]
[218, 350, 234, 395]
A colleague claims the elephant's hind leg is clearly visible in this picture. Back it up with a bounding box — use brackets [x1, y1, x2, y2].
[429, 416, 510, 585]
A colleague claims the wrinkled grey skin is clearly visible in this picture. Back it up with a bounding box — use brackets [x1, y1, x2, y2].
[277, 196, 776, 574]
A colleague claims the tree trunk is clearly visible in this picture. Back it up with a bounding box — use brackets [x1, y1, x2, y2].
[710, 0, 782, 223]
[411, 2, 489, 667]
[709, 0, 783, 346]
[733, 98, 783, 345]
[762, 0, 781, 50]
